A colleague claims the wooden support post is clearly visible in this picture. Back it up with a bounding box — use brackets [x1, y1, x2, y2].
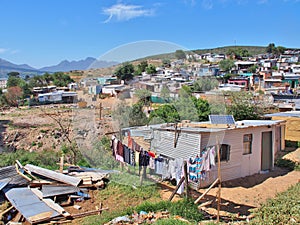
[184, 161, 189, 198]
[139, 166, 147, 186]
[60, 154, 64, 173]
[168, 176, 185, 201]
[216, 136, 221, 223]
[194, 178, 219, 204]
[99, 102, 102, 120]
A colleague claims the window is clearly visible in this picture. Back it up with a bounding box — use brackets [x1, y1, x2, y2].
[243, 134, 252, 155]
[215, 144, 230, 162]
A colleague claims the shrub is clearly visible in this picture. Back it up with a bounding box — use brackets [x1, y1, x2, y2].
[275, 158, 299, 171]
[250, 183, 300, 224]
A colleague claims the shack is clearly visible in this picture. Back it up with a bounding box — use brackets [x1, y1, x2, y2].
[150, 117, 285, 189]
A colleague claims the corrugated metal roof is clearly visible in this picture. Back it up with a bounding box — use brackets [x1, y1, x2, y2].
[265, 111, 300, 118]
[0, 166, 29, 189]
[5, 188, 61, 224]
[41, 185, 79, 198]
[24, 164, 81, 187]
[236, 120, 284, 127]
[0, 180, 9, 191]
[151, 130, 200, 159]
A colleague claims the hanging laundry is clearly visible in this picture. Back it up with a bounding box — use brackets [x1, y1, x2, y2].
[155, 157, 164, 175]
[116, 140, 124, 162]
[123, 145, 131, 165]
[209, 146, 216, 167]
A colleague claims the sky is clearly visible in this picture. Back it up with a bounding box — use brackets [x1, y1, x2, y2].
[0, 0, 300, 68]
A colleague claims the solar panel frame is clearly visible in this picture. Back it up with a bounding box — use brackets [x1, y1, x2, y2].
[209, 115, 235, 125]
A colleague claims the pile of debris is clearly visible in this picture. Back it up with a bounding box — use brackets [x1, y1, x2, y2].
[0, 161, 110, 224]
[104, 211, 190, 225]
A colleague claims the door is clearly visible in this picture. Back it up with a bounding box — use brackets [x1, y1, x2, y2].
[261, 131, 272, 171]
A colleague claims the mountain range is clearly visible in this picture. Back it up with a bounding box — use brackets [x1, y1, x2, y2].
[0, 57, 119, 77]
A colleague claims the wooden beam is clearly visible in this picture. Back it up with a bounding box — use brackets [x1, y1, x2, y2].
[194, 178, 219, 204]
[168, 176, 185, 201]
[217, 136, 221, 223]
[71, 207, 109, 219]
[183, 161, 189, 198]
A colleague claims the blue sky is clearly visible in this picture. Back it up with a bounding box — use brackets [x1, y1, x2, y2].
[0, 0, 299, 68]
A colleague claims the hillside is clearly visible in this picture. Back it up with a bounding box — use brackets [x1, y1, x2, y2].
[141, 45, 268, 61]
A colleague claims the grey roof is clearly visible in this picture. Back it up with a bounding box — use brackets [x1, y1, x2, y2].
[41, 184, 79, 198]
[5, 188, 61, 224]
[24, 164, 81, 187]
[0, 166, 29, 190]
[264, 111, 300, 118]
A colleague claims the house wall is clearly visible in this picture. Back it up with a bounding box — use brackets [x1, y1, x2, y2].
[199, 125, 278, 186]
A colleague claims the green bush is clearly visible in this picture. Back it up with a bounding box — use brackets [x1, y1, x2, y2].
[169, 198, 203, 222]
[0, 149, 60, 170]
[250, 183, 300, 224]
[275, 158, 299, 171]
[154, 218, 190, 225]
[136, 201, 171, 213]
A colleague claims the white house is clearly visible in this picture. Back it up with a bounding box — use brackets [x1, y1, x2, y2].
[150, 119, 285, 189]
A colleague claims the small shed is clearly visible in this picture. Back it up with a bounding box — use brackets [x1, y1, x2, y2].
[150, 119, 285, 188]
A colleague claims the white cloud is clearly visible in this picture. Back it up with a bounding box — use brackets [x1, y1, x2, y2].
[258, 0, 268, 3]
[102, 3, 154, 23]
[0, 48, 8, 54]
[201, 0, 213, 9]
[183, 0, 197, 6]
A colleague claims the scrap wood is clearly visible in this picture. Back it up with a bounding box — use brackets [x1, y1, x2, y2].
[70, 207, 109, 219]
[14, 163, 32, 182]
[0, 205, 14, 218]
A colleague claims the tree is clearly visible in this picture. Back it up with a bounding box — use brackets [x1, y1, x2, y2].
[175, 50, 186, 60]
[266, 43, 276, 54]
[191, 77, 219, 92]
[146, 64, 157, 75]
[7, 74, 25, 88]
[149, 104, 180, 124]
[191, 96, 210, 121]
[162, 59, 171, 67]
[248, 65, 258, 74]
[5, 86, 23, 107]
[225, 91, 263, 120]
[134, 61, 148, 75]
[129, 102, 148, 126]
[219, 59, 235, 73]
[160, 85, 170, 100]
[114, 62, 134, 82]
[134, 89, 152, 106]
[7, 72, 20, 77]
[52, 72, 74, 87]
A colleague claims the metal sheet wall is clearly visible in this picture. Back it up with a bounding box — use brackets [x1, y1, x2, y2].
[151, 130, 200, 160]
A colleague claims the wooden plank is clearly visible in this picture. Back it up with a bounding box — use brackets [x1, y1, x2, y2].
[71, 207, 109, 219]
[168, 176, 185, 201]
[0, 205, 14, 218]
[194, 178, 219, 204]
[183, 161, 189, 198]
[216, 136, 221, 223]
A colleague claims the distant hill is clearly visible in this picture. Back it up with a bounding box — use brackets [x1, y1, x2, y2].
[40, 57, 119, 72]
[141, 45, 268, 61]
[193, 45, 267, 56]
[0, 58, 43, 78]
[0, 57, 119, 77]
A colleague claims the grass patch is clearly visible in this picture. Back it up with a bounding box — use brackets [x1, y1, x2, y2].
[275, 158, 300, 171]
[153, 218, 190, 225]
[84, 181, 203, 225]
[0, 149, 60, 170]
[110, 171, 156, 187]
[250, 183, 300, 224]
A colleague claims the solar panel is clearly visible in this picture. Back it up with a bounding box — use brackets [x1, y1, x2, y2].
[209, 115, 235, 125]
